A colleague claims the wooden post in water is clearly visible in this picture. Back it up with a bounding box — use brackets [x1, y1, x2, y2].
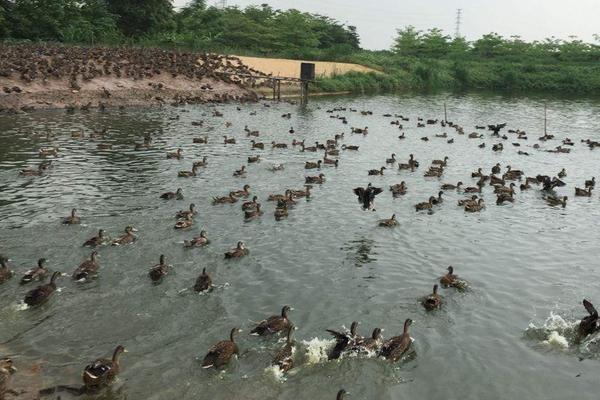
[444, 102, 448, 123]
[277, 80, 281, 101]
[544, 102, 547, 135]
[272, 78, 276, 100]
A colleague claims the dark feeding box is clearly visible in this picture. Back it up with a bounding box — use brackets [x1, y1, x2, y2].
[300, 62, 315, 81]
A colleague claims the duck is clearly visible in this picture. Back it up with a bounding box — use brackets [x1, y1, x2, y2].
[223, 136, 236, 144]
[250, 305, 292, 336]
[83, 346, 126, 389]
[112, 226, 137, 245]
[575, 187, 593, 197]
[231, 184, 251, 198]
[379, 319, 413, 362]
[305, 160, 322, 169]
[193, 137, 208, 144]
[178, 165, 198, 178]
[194, 157, 208, 168]
[0, 256, 13, 284]
[386, 154, 396, 164]
[341, 144, 359, 151]
[491, 163, 501, 174]
[351, 327, 384, 354]
[305, 174, 325, 184]
[465, 198, 485, 212]
[244, 204, 263, 219]
[389, 182, 407, 196]
[271, 325, 295, 372]
[546, 195, 567, 207]
[495, 183, 516, 195]
[471, 168, 484, 178]
[336, 389, 347, 400]
[272, 141, 287, 148]
[20, 258, 49, 284]
[213, 193, 238, 204]
[62, 208, 81, 225]
[233, 165, 247, 176]
[160, 188, 183, 200]
[224, 241, 248, 258]
[72, 251, 99, 280]
[274, 204, 289, 220]
[148, 255, 170, 282]
[441, 181, 462, 190]
[578, 299, 599, 338]
[432, 156, 449, 166]
[585, 177, 595, 188]
[242, 196, 259, 211]
[496, 193, 514, 205]
[24, 271, 61, 306]
[250, 140, 264, 149]
[323, 156, 339, 167]
[0, 357, 17, 398]
[354, 183, 384, 210]
[440, 266, 459, 288]
[327, 321, 360, 360]
[458, 195, 478, 207]
[431, 191, 444, 205]
[378, 214, 397, 227]
[194, 267, 212, 292]
[202, 328, 240, 369]
[422, 284, 442, 310]
[166, 148, 183, 159]
[83, 229, 107, 247]
[415, 197, 435, 211]
[247, 155, 260, 163]
[176, 204, 197, 219]
[368, 167, 386, 176]
[290, 186, 311, 198]
[184, 231, 209, 248]
[558, 168, 566, 178]
[463, 183, 483, 193]
[301, 143, 317, 152]
[268, 190, 290, 202]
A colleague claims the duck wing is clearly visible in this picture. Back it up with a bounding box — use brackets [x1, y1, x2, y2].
[584, 299, 598, 317]
[250, 316, 286, 335]
[83, 358, 113, 384]
[353, 187, 366, 202]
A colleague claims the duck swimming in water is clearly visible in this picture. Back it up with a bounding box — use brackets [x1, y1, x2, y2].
[20, 258, 49, 284]
[174, 215, 193, 229]
[72, 251, 99, 280]
[24, 271, 60, 306]
[194, 267, 212, 292]
[379, 319, 413, 362]
[160, 188, 183, 200]
[0, 256, 13, 284]
[112, 226, 137, 245]
[62, 208, 81, 225]
[83, 229, 107, 247]
[378, 214, 397, 227]
[83, 346, 126, 390]
[327, 321, 361, 360]
[422, 284, 442, 310]
[440, 266, 459, 288]
[250, 306, 293, 336]
[271, 325, 295, 372]
[176, 204, 196, 219]
[184, 231, 209, 248]
[202, 328, 240, 369]
[148, 255, 170, 282]
[231, 184, 251, 198]
[224, 241, 248, 258]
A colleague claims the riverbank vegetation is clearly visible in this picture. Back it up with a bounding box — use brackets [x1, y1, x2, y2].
[1, 1, 600, 94]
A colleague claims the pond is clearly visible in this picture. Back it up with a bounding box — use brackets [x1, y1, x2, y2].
[1, 92, 600, 400]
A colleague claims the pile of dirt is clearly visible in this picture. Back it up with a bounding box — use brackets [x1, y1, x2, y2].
[0, 44, 267, 113]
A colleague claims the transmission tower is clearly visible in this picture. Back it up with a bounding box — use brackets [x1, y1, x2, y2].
[455, 9, 462, 39]
[216, 0, 227, 8]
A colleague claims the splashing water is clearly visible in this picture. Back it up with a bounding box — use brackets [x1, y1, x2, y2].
[302, 338, 335, 364]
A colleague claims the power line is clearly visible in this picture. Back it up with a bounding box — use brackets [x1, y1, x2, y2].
[455, 8, 462, 39]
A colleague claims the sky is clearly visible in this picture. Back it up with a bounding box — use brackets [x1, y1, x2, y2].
[173, 0, 600, 50]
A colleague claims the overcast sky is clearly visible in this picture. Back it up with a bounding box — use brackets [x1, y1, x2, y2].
[173, 0, 600, 50]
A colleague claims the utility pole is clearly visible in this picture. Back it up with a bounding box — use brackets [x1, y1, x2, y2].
[455, 9, 462, 39]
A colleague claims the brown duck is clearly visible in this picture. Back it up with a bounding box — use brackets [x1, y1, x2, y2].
[148, 255, 170, 282]
[224, 241, 248, 258]
[194, 267, 212, 292]
[20, 258, 49, 284]
[83, 346, 126, 389]
[379, 319, 413, 362]
[250, 306, 292, 336]
[202, 328, 240, 369]
[72, 251, 99, 280]
[24, 271, 61, 306]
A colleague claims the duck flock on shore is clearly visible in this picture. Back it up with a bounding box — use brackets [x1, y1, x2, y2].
[2, 99, 600, 399]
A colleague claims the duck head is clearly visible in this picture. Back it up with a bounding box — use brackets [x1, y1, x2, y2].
[281, 305, 291, 318]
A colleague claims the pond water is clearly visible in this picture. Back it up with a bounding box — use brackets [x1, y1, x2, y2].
[1, 92, 600, 400]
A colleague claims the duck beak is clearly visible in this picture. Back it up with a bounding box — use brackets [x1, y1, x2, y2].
[9, 365, 17, 373]
[131, 228, 139, 232]
[123, 349, 129, 353]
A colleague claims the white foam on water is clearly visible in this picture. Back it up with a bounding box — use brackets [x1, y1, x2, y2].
[302, 337, 334, 364]
[543, 331, 569, 349]
[15, 301, 29, 311]
[264, 365, 287, 382]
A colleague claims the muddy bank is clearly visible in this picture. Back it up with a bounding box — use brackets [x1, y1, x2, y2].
[0, 44, 265, 113]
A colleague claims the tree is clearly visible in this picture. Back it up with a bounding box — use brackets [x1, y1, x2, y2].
[472, 33, 506, 58]
[392, 26, 422, 57]
[420, 28, 450, 57]
[107, 0, 174, 37]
